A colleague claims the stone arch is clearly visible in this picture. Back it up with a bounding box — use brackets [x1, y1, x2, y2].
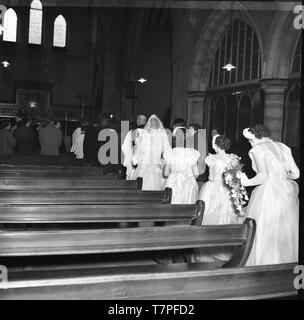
[263, 10, 301, 78]
[188, 1, 263, 92]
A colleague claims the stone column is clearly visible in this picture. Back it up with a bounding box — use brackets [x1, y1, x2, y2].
[261, 79, 288, 142]
[187, 91, 206, 126]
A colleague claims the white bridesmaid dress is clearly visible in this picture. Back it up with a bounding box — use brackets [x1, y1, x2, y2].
[245, 139, 299, 266]
[164, 147, 200, 204]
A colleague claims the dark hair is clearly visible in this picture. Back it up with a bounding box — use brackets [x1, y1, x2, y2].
[173, 127, 187, 148]
[248, 124, 271, 139]
[19, 118, 28, 127]
[172, 118, 186, 128]
[215, 135, 231, 151]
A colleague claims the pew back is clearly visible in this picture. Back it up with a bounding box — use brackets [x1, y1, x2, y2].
[0, 262, 296, 300]
[0, 201, 204, 224]
[0, 188, 171, 205]
[0, 177, 142, 190]
[0, 219, 255, 263]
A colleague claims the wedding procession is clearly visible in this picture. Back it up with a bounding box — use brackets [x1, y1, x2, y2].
[118, 114, 300, 267]
[0, 0, 301, 301]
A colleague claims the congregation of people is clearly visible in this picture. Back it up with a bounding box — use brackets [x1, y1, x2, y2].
[0, 117, 63, 156]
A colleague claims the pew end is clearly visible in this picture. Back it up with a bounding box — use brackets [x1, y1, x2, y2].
[222, 218, 256, 268]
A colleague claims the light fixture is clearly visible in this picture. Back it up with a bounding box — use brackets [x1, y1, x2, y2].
[1, 61, 10, 68]
[29, 101, 37, 108]
[138, 78, 147, 84]
[222, 2, 235, 72]
[222, 63, 236, 71]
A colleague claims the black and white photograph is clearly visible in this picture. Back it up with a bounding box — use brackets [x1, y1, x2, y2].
[0, 0, 302, 303]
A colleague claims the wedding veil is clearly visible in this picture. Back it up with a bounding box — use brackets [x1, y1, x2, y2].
[143, 114, 166, 132]
[132, 114, 171, 165]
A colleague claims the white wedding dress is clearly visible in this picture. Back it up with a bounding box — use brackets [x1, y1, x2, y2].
[199, 153, 241, 225]
[192, 153, 242, 263]
[132, 115, 171, 191]
[164, 147, 200, 204]
[245, 139, 299, 266]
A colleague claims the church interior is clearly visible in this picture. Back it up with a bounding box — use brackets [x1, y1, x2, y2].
[0, 0, 302, 300]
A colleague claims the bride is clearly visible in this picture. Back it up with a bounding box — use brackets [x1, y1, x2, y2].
[132, 114, 171, 191]
[240, 124, 299, 266]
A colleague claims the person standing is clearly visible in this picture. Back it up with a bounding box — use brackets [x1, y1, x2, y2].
[239, 124, 299, 266]
[163, 127, 200, 204]
[132, 114, 171, 190]
[14, 118, 35, 155]
[121, 114, 147, 180]
[0, 120, 16, 154]
[39, 119, 62, 156]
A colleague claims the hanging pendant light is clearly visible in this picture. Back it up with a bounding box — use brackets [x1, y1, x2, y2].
[138, 77, 147, 84]
[222, 63, 235, 71]
[1, 61, 10, 68]
[222, 2, 235, 72]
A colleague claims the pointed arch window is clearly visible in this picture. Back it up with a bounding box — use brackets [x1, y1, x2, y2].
[28, 0, 43, 45]
[208, 18, 261, 88]
[3, 8, 17, 42]
[53, 15, 67, 48]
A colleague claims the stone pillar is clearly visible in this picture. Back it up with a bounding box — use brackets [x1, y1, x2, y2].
[187, 91, 206, 126]
[261, 79, 288, 142]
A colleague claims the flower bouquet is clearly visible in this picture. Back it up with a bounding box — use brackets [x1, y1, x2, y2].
[223, 154, 249, 216]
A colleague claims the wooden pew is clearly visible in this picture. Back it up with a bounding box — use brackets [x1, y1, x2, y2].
[0, 188, 171, 205]
[0, 218, 293, 300]
[0, 165, 125, 179]
[0, 201, 204, 225]
[0, 166, 104, 178]
[0, 177, 143, 190]
[0, 219, 255, 264]
[0, 263, 297, 300]
[0, 155, 86, 167]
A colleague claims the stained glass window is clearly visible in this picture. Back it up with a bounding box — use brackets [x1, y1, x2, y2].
[28, 0, 43, 45]
[53, 15, 67, 48]
[3, 8, 17, 42]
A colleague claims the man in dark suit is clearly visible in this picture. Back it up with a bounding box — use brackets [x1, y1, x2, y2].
[0, 120, 16, 154]
[39, 119, 62, 156]
[14, 118, 35, 155]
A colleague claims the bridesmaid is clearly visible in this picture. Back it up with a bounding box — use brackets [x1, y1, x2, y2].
[163, 127, 200, 204]
[240, 124, 299, 266]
